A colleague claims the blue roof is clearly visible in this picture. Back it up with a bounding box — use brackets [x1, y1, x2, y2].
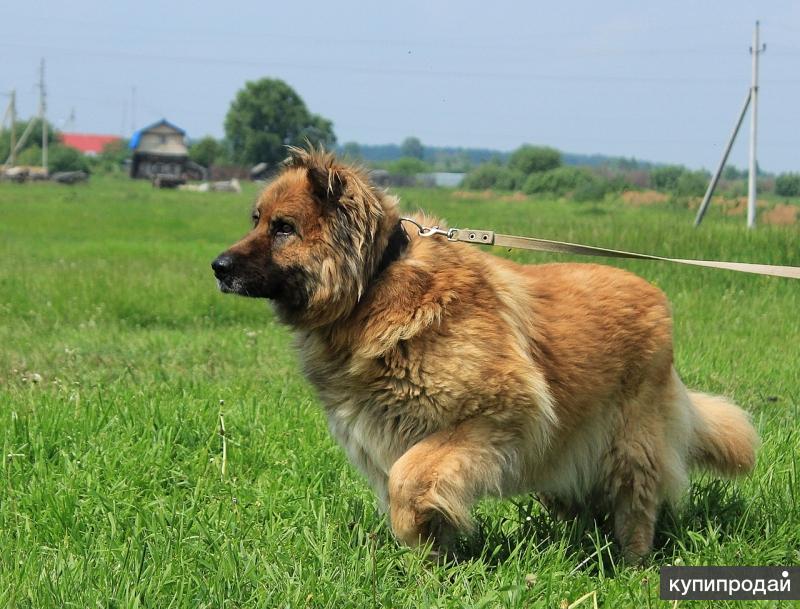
[129, 119, 186, 149]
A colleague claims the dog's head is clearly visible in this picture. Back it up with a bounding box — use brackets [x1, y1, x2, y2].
[212, 146, 404, 328]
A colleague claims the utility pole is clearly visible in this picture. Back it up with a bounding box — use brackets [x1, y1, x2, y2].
[695, 21, 765, 228]
[747, 21, 765, 229]
[39, 58, 48, 173]
[131, 86, 136, 133]
[1, 90, 17, 168]
[694, 90, 751, 226]
[65, 107, 76, 131]
[9, 90, 17, 167]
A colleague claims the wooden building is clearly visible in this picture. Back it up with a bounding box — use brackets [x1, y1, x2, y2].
[129, 119, 189, 179]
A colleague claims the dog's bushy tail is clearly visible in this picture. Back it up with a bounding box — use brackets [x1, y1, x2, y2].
[689, 391, 759, 476]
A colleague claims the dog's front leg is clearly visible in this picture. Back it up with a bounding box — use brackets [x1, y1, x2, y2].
[387, 417, 519, 553]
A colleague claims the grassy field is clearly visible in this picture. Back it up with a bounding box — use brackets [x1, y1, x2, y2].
[1, 176, 798, 608]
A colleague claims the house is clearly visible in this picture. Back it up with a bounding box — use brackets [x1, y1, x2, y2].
[129, 119, 189, 179]
[61, 133, 121, 156]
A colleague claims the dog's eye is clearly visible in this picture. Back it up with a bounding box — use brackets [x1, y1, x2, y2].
[251, 210, 261, 226]
[274, 222, 295, 237]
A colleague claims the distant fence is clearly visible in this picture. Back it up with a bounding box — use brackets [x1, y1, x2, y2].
[209, 165, 252, 181]
[371, 170, 464, 188]
[201, 166, 464, 187]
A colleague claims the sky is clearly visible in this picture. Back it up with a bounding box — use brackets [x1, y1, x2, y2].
[2, 1, 800, 172]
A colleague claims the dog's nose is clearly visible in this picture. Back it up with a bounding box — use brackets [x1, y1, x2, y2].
[212, 253, 235, 276]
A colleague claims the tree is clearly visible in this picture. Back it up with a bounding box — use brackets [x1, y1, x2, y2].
[508, 145, 561, 175]
[1, 119, 57, 163]
[224, 78, 336, 166]
[189, 136, 224, 168]
[341, 141, 362, 160]
[723, 165, 746, 181]
[400, 136, 424, 160]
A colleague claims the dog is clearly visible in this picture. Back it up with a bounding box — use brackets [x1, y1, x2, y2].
[212, 147, 759, 562]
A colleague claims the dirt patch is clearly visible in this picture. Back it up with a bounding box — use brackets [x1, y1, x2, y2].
[620, 190, 669, 206]
[723, 197, 770, 216]
[453, 190, 495, 200]
[452, 190, 529, 202]
[761, 204, 799, 226]
[502, 192, 528, 202]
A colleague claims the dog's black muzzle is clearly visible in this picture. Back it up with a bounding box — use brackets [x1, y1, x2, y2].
[212, 252, 241, 293]
[211, 252, 235, 278]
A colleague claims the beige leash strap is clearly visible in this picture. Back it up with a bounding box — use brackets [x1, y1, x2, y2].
[400, 219, 800, 279]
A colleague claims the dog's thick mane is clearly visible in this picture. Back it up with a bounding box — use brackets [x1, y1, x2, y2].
[280, 146, 404, 329]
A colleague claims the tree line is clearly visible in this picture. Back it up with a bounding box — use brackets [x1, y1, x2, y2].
[4, 75, 799, 197]
[459, 145, 800, 199]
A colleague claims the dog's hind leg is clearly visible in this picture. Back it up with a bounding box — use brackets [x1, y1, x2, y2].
[605, 372, 685, 563]
[607, 445, 661, 564]
[387, 418, 519, 552]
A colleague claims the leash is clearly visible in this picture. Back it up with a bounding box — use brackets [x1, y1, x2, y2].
[399, 218, 800, 280]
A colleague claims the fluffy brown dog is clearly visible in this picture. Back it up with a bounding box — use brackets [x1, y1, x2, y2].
[212, 147, 759, 561]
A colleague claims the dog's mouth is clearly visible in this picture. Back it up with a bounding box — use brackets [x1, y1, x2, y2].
[212, 253, 311, 314]
[212, 252, 261, 298]
[215, 276, 238, 294]
[214, 274, 268, 299]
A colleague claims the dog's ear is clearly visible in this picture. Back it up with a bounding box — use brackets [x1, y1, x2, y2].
[284, 145, 346, 206]
[306, 163, 345, 205]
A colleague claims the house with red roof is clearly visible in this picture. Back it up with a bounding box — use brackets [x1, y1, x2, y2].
[61, 133, 122, 156]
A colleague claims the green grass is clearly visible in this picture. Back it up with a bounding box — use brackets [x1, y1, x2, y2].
[1, 176, 798, 608]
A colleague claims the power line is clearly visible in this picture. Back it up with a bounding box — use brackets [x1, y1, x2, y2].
[0, 41, 764, 86]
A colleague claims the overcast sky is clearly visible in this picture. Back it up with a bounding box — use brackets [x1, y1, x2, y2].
[3, 1, 800, 172]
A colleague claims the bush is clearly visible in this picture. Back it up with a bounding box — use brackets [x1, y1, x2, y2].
[461, 164, 522, 191]
[15, 144, 90, 173]
[650, 165, 686, 191]
[675, 171, 708, 197]
[91, 140, 131, 174]
[509, 145, 561, 175]
[386, 157, 430, 176]
[16, 145, 43, 166]
[775, 173, 800, 197]
[650, 165, 709, 197]
[572, 179, 610, 202]
[48, 145, 91, 173]
[523, 166, 596, 197]
[189, 136, 224, 168]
